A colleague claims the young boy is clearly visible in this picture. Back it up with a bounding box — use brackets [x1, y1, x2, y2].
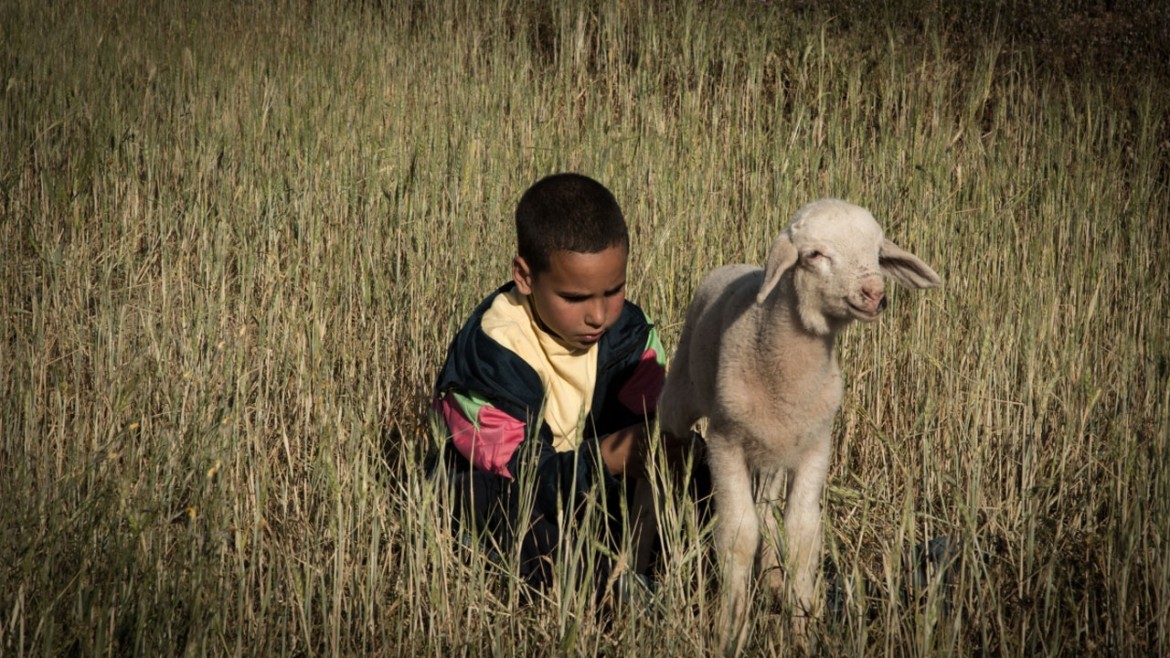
[429, 172, 692, 591]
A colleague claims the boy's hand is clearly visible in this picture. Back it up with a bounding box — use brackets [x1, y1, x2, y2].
[598, 424, 648, 478]
[599, 426, 706, 479]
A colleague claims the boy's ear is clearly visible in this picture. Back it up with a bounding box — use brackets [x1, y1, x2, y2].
[513, 256, 534, 295]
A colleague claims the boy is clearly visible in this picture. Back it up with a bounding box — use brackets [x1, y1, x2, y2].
[429, 172, 694, 591]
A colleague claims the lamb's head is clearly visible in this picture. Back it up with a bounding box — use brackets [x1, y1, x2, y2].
[756, 199, 942, 336]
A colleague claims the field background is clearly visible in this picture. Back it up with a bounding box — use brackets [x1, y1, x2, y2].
[2, 0, 1168, 655]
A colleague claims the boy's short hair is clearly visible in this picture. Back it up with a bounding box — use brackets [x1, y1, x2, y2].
[515, 173, 629, 275]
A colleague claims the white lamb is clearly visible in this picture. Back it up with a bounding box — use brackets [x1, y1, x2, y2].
[658, 199, 941, 654]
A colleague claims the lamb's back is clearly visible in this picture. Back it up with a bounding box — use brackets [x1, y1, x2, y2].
[674, 265, 764, 407]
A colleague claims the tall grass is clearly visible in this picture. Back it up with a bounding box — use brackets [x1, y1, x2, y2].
[2, 0, 1167, 655]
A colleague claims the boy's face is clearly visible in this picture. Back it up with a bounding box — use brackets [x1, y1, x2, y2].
[513, 245, 628, 352]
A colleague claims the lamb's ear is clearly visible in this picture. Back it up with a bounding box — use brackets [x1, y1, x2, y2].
[757, 232, 798, 304]
[880, 239, 943, 289]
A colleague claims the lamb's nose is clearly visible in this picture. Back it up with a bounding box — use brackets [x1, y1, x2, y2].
[862, 284, 886, 312]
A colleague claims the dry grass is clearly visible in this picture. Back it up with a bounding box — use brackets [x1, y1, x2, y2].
[2, 0, 1167, 655]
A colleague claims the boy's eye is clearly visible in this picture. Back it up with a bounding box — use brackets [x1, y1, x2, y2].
[560, 284, 623, 303]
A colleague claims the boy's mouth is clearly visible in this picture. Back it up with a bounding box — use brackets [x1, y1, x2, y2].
[578, 332, 602, 345]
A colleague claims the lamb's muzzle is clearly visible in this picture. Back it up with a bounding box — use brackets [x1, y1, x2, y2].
[852, 280, 887, 317]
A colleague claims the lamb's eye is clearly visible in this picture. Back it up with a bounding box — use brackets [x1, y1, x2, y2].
[805, 250, 826, 262]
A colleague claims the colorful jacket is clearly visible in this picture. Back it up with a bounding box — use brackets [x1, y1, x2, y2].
[431, 281, 666, 513]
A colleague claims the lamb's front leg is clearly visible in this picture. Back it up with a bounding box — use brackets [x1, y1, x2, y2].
[708, 434, 757, 657]
[784, 441, 831, 629]
[755, 471, 786, 593]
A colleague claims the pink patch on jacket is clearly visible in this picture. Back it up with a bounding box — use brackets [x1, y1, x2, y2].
[435, 397, 526, 479]
[617, 348, 665, 414]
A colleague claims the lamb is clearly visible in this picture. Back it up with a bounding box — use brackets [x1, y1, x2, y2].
[658, 199, 941, 654]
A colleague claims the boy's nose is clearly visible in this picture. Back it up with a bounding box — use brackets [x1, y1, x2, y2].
[585, 299, 605, 327]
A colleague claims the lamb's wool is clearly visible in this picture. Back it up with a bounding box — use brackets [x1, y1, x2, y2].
[658, 199, 941, 655]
